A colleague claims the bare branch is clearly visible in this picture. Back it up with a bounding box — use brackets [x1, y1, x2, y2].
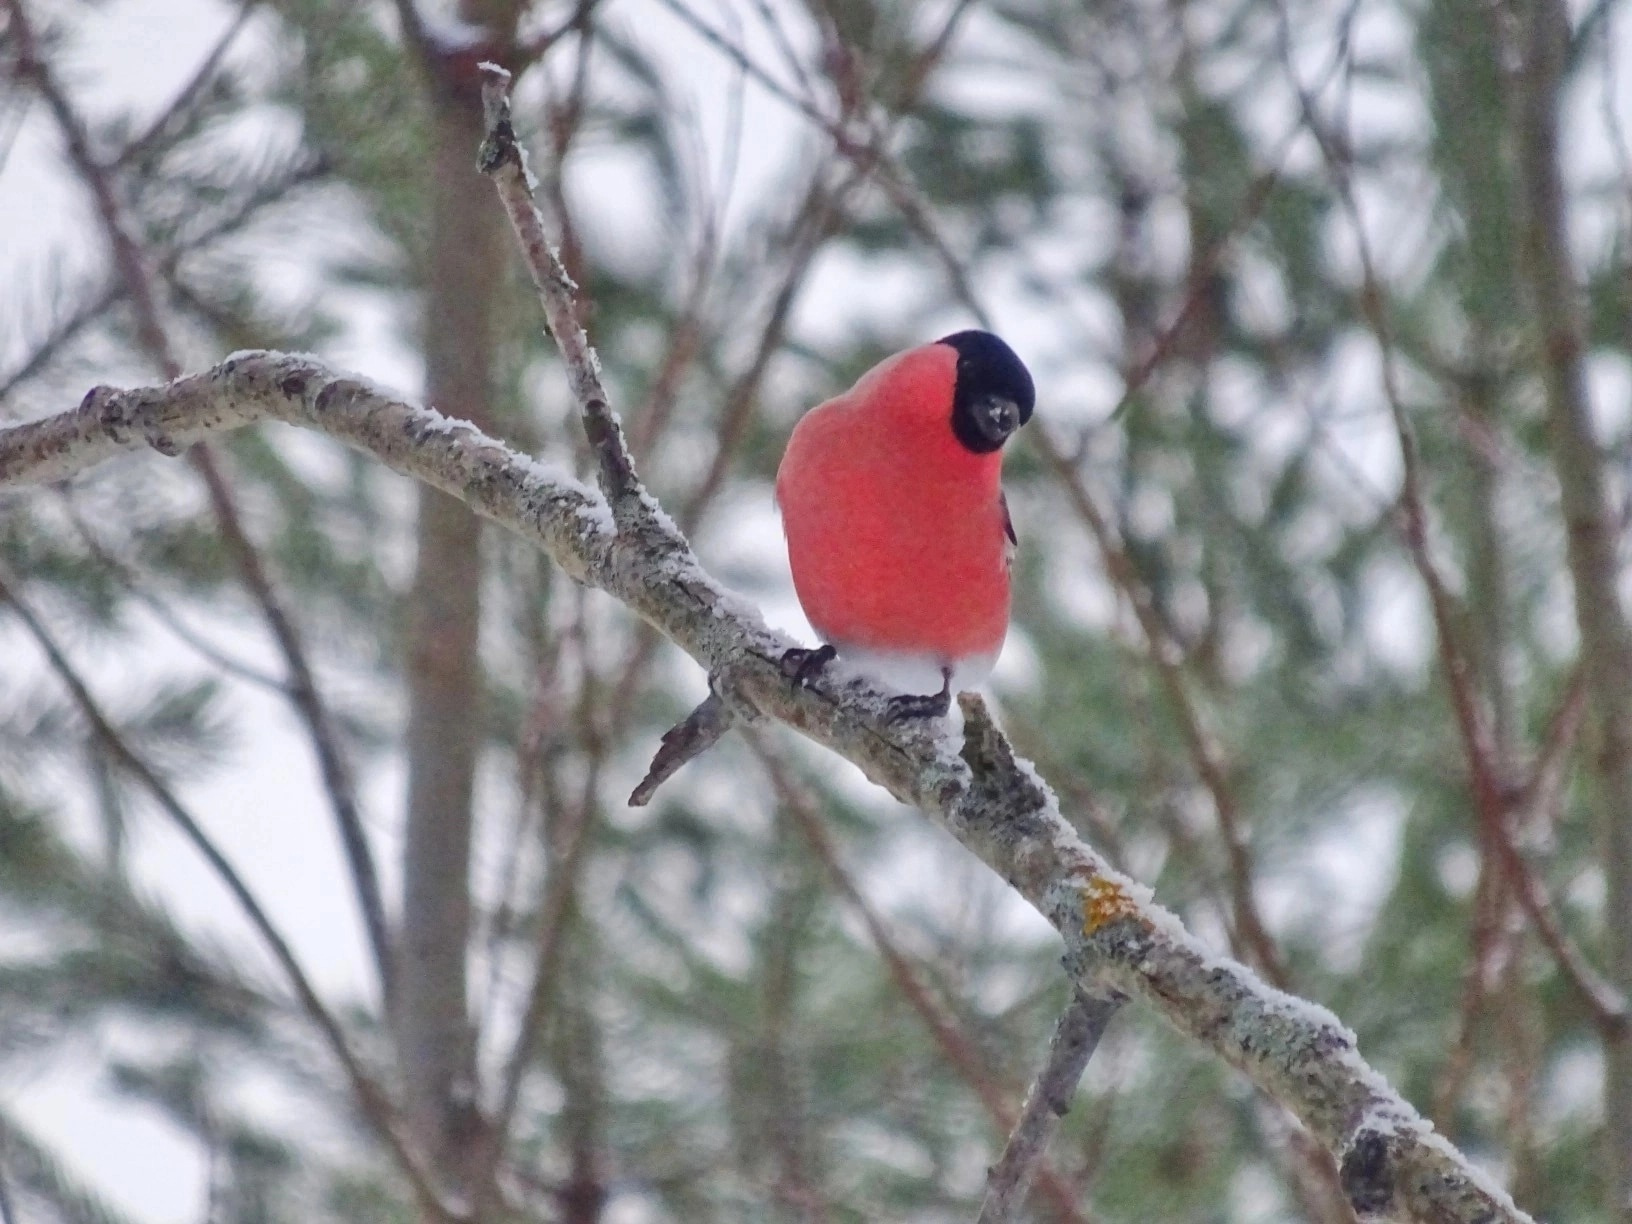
[4, 0, 175, 370]
[477, 65, 643, 511]
[1273, 0, 1628, 1040]
[61, 495, 287, 691]
[1507, 4, 1632, 1203]
[390, 0, 433, 67]
[113, 1, 260, 172]
[485, 752, 602, 1177]
[0, 157, 323, 402]
[629, 689, 737, 806]
[1035, 434, 1290, 988]
[976, 990, 1122, 1224]
[189, 446, 396, 1004]
[758, 739, 1093, 1222]
[514, 0, 603, 67]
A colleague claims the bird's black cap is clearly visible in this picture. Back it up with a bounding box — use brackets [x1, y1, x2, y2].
[938, 330, 1035, 454]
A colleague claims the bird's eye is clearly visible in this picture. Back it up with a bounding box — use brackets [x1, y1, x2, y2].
[976, 395, 1021, 444]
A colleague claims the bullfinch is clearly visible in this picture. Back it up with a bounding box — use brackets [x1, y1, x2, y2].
[775, 330, 1035, 719]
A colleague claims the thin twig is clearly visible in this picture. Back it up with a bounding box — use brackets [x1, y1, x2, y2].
[977, 990, 1122, 1224]
[655, 0, 844, 140]
[628, 690, 736, 805]
[515, 0, 604, 67]
[1036, 434, 1289, 987]
[0, 158, 323, 402]
[6, 0, 172, 366]
[675, 165, 850, 531]
[477, 66, 646, 512]
[61, 495, 288, 692]
[1274, 2, 1627, 1035]
[756, 739, 1096, 1224]
[114, 0, 260, 171]
[189, 446, 396, 1001]
[1434, 863, 1515, 1129]
[482, 740, 605, 1203]
[389, 0, 433, 66]
[1502, 15, 1632, 1205]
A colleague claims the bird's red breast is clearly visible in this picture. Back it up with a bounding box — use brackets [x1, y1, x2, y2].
[775, 340, 1018, 672]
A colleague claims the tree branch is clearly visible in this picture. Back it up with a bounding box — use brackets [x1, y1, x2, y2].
[759, 739, 1092, 1222]
[1035, 432, 1290, 988]
[976, 990, 1122, 1224]
[0, 350, 1536, 1223]
[1273, 0, 1627, 1042]
[190, 447, 398, 1005]
[476, 65, 643, 511]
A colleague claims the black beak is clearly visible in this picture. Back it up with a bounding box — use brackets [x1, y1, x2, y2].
[975, 395, 1021, 448]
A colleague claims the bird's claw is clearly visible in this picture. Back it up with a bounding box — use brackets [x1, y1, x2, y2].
[780, 643, 837, 689]
[883, 665, 954, 723]
[884, 688, 953, 722]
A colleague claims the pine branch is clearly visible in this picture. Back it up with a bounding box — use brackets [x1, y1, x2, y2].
[0, 1106, 137, 1224]
[0, 567, 458, 1223]
[5, 0, 393, 1007]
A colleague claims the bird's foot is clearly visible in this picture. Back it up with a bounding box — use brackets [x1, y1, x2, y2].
[884, 690, 952, 722]
[884, 666, 953, 723]
[780, 643, 837, 689]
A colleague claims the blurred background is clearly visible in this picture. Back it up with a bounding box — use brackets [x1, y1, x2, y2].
[0, 0, 1628, 1220]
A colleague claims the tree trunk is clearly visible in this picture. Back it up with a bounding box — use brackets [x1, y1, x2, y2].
[396, 7, 518, 1210]
[1509, 1, 1632, 1216]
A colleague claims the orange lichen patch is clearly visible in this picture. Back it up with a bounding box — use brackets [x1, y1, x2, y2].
[1082, 875, 1144, 935]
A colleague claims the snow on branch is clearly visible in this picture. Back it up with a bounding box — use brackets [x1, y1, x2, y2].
[0, 353, 1532, 1224]
[0, 62, 1536, 1224]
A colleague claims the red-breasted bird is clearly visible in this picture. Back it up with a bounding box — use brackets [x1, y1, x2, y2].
[775, 330, 1035, 719]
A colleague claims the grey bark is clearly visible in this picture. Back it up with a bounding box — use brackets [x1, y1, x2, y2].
[975, 990, 1121, 1224]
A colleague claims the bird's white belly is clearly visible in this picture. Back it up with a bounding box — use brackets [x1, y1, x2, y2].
[829, 643, 1000, 697]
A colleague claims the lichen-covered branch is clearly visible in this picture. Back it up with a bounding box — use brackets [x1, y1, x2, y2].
[0, 355, 1533, 1223]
